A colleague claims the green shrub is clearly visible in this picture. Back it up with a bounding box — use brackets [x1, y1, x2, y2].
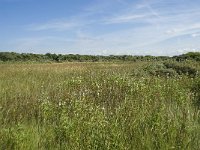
[164, 62, 199, 77]
[132, 63, 178, 77]
[154, 68, 178, 77]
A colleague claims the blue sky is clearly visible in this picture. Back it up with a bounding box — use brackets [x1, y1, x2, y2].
[0, 0, 200, 56]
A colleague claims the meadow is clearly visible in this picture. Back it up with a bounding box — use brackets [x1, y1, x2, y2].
[0, 61, 200, 149]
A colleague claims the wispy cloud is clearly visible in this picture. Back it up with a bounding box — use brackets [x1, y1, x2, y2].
[191, 32, 200, 38]
[165, 23, 200, 35]
[100, 0, 163, 25]
[28, 20, 81, 31]
[103, 14, 150, 24]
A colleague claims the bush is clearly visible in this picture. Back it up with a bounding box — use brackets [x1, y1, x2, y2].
[132, 63, 177, 77]
[154, 68, 178, 77]
[132, 62, 199, 78]
[164, 62, 199, 77]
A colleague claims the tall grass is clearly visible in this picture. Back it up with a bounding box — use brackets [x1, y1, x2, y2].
[0, 62, 200, 149]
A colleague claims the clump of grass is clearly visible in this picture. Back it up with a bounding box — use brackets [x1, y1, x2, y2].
[191, 77, 200, 108]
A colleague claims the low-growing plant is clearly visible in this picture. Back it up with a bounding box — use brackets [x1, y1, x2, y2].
[154, 68, 178, 77]
[132, 62, 178, 77]
[164, 61, 199, 77]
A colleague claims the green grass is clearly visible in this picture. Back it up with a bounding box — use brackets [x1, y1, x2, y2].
[0, 62, 200, 149]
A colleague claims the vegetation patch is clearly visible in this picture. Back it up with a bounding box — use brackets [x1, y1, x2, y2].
[164, 62, 199, 77]
[191, 78, 200, 108]
[1, 52, 200, 62]
[0, 62, 200, 149]
[132, 62, 199, 78]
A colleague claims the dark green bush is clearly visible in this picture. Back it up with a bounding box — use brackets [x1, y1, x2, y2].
[132, 62, 199, 78]
[154, 68, 178, 77]
[164, 62, 199, 77]
[132, 63, 178, 77]
[143, 63, 166, 75]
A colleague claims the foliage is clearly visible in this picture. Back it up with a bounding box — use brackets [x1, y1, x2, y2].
[132, 63, 178, 77]
[164, 61, 199, 77]
[132, 61, 199, 78]
[1, 52, 200, 63]
[0, 52, 173, 62]
[174, 52, 200, 61]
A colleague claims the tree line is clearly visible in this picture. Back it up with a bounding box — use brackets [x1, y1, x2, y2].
[0, 51, 199, 62]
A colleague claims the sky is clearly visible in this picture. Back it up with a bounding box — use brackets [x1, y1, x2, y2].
[0, 0, 200, 56]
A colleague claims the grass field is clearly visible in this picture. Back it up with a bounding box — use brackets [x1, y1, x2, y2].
[0, 62, 200, 149]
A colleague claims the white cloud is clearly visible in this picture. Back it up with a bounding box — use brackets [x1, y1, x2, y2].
[165, 23, 200, 36]
[191, 32, 200, 38]
[28, 20, 80, 31]
[165, 29, 177, 35]
[103, 14, 150, 24]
